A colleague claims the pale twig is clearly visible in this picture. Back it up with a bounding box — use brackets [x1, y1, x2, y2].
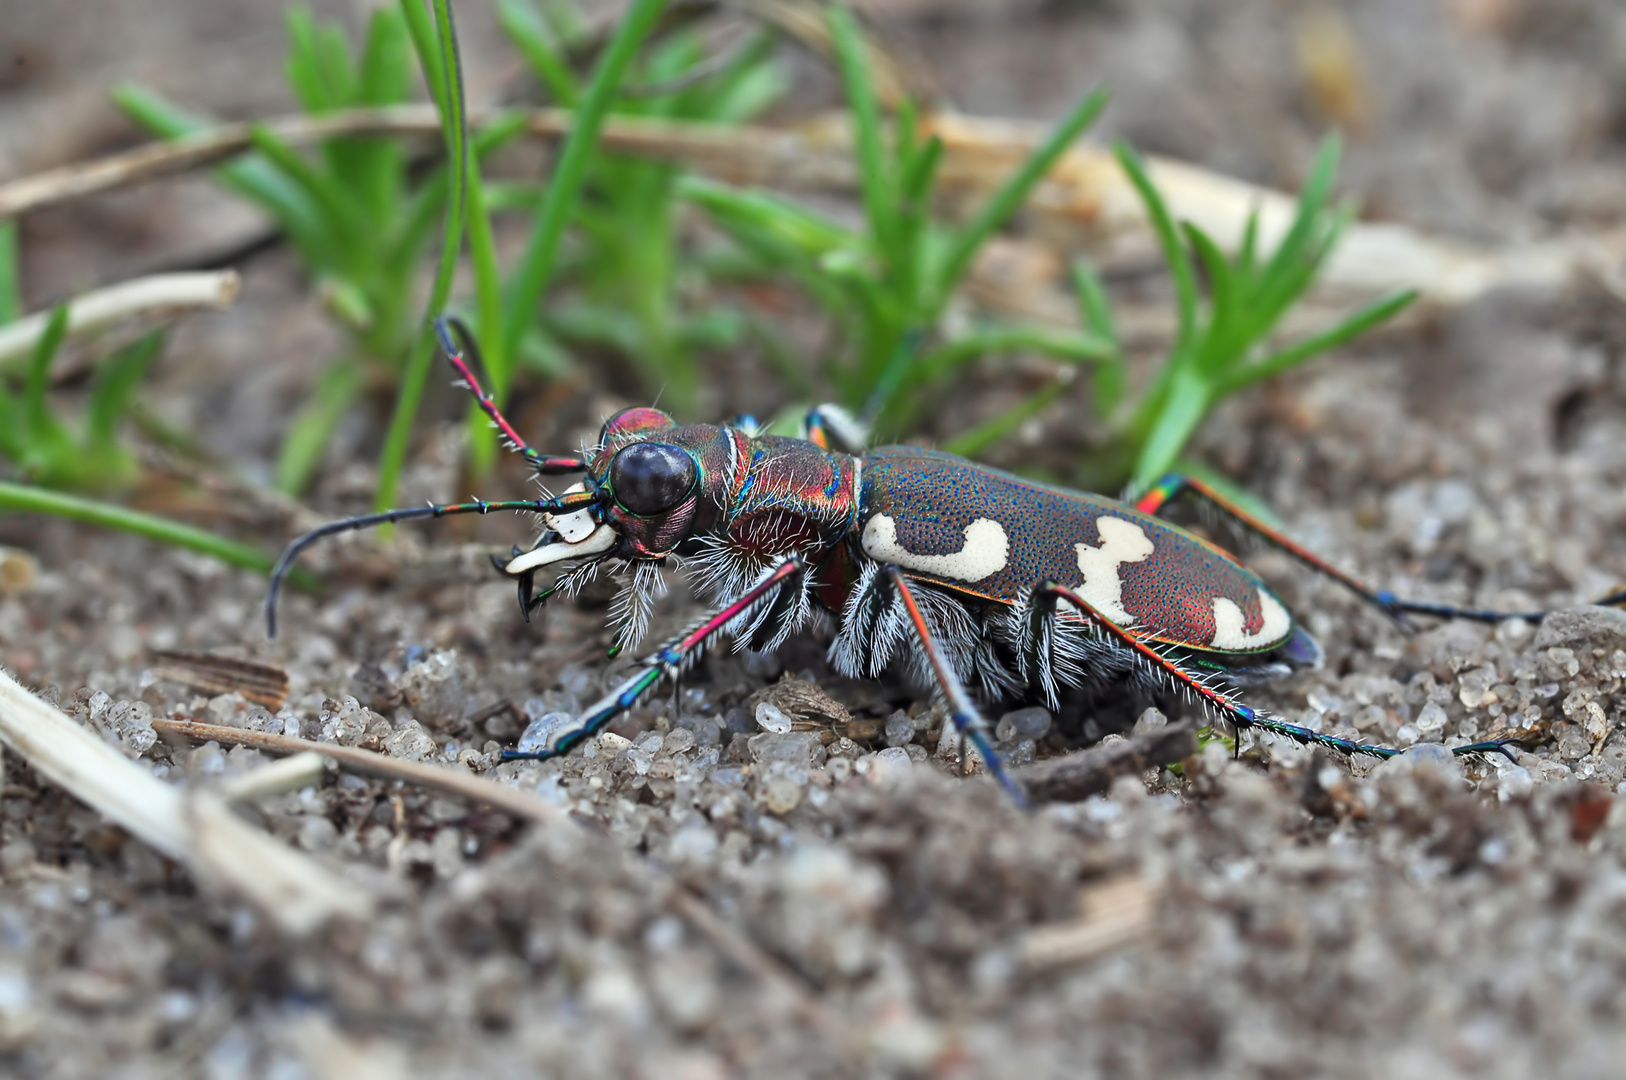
[151, 714, 858, 1059]
[0, 670, 370, 936]
[217, 751, 327, 804]
[151, 716, 576, 827]
[0, 271, 240, 365]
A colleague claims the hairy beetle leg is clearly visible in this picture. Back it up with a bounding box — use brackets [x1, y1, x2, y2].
[883, 568, 1028, 807]
[502, 558, 807, 763]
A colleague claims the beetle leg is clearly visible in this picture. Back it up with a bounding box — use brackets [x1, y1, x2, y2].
[436, 317, 586, 476]
[882, 567, 1027, 806]
[502, 557, 806, 762]
[1134, 471, 1549, 627]
[1030, 581, 1520, 764]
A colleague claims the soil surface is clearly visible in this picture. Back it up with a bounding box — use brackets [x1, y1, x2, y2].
[5, 1, 1626, 1077]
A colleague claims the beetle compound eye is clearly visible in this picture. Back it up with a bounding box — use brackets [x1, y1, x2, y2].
[609, 443, 697, 516]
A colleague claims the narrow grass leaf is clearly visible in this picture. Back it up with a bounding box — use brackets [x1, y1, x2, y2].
[943, 376, 1071, 458]
[497, 0, 579, 106]
[827, 5, 895, 256]
[1218, 288, 1416, 396]
[276, 363, 365, 495]
[0, 482, 297, 580]
[934, 87, 1108, 316]
[1115, 141, 1197, 347]
[0, 223, 19, 326]
[499, 0, 668, 367]
[86, 332, 163, 449]
[374, 0, 469, 513]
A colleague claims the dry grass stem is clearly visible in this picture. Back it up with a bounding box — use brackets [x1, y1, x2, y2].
[3, 107, 1611, 308]
[0, 271, 240, 366]
[0, 669, 370, 935]
[151, 716, 577, 827]
[217, 751, 326, 804]
[1018, 875, 1155, 974]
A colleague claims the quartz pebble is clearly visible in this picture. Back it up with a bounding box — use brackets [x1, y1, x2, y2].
[754, 702, 793, 734]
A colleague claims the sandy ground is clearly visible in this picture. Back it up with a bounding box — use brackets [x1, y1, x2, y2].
[4, 1, 1626, 1077]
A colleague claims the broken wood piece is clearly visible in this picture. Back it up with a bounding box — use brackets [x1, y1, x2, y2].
[149, 650, 290, 710]
[1014, 719, 1197, 802]
[0, 271, 240, 366]
[0, 670, 369, 936]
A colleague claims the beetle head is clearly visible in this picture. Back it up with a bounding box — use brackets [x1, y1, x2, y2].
[499, 407, 730, 577]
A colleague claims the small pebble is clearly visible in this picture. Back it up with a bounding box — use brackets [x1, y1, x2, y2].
[883, 711, 914, 748]
[755, 702, 793, 734]
[763, 778, 803, 815]
[998, 707, 1053, 743]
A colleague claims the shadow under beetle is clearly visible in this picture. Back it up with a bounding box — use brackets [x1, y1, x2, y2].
[267, 318, 1547, 805]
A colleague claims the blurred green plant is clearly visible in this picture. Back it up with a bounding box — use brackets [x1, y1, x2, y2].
[680, 8, 1411, 493]
[114, 6, 442, 496]
[0, 308, 161, 492]
[0, 224, 297, 577]
[498, 0, 786, 416]
[1089, 136, 1415, 495]
[680, 6, 1117, 440]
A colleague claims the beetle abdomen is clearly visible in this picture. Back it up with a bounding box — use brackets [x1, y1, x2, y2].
[857, 447, 1293, 654]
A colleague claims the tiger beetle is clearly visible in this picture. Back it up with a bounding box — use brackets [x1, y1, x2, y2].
[267, 317, 1553, 806]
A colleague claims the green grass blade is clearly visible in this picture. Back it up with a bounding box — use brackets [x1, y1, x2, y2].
[1070, 258, 1118, 346]
[0, 482, 297, 579]
[933, 87, 1108, 316]
[86, 331, 163, 448]
[375, 0, 469, 513]
[827, 5, 895, 256]
[398, 0, 446, 114]
[275, 362, 365, 495]
[1217, 288, 1416, 396]
[23, 307, 68, 436]
[112, 84, 330, 258]
[1255, 135, 1341, 303]
[913, 324, 1118, 387]
[497, 0, 579, 106]
[285, 10, 331, 112]
[1129, 370, 1209, 497]
[248, 125, 358, 242]
[498, 0, 669, 367]
[943, 374, 1071, 458]
[1115, 141, 1197, 347]
[1071, 258, 1124, 418]
[0, 222, 19, 326]
[679, 176, 856, 257]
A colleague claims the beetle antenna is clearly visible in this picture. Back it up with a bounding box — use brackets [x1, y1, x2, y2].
[436, 317, 586, 476]
[265, 491, 596, 638]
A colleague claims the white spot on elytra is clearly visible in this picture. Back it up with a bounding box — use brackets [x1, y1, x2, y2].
[1072, 517, 1155, 624]
[1210, 591, 1292, 651]
[861, 514, 1008, 582]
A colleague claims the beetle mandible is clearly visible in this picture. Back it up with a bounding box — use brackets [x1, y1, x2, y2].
[267, 319, 1540, 804]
